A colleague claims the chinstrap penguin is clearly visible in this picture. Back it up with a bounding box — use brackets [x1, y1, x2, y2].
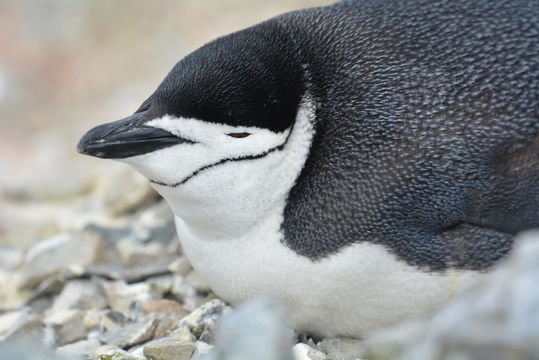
[78, 0, 539, 337]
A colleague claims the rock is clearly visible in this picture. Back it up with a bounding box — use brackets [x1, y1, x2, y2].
[293, 343, 329, 360]
[0, 269, 31, 311]
[317, 338, 364, 360]
[84, 309, 108, 331]
[168, 257, 192, 276]
[366, 231, 539, 360]
[140, 299, 188, 316]
[56, 338, 101, 357]
[46, 309, 87, 346]
[143, 337, 196, 360]
[102, 280, 152, 315]
[170, 275, 206, 311]
[83, 260, 174, 283]
[208, 297, 295, 360]
[95, 345, 146, 360]
[101, 310, 128, 331]
[49, 279, 107, 313]
[191, 341, 214, 360]
[0, 247, 23, 270]
[177, 299, 232, 338]
[168, 326, 196, 343]
[99, 319, 157, 349]
[18, 232, 106, 289]
[1, 310, 45, 344]
[0, 310, 24, 338]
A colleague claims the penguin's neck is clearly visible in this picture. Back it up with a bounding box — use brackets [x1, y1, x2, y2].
[153, 99, 316, 241]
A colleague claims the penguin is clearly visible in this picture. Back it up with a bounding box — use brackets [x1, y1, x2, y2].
[77, 0, 539, 337]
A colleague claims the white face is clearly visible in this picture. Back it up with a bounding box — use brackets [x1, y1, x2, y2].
[120, 98, 316, 240]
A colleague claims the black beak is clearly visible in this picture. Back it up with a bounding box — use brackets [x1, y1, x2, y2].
[77, 114, 194, 159]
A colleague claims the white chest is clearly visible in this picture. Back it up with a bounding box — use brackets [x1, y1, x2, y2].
[175, 214, 483, 337]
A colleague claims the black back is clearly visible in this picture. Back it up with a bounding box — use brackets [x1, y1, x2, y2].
[274, 0, 539, 270]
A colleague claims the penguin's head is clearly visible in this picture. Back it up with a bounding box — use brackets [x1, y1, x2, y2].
[78, 24, 315, 231]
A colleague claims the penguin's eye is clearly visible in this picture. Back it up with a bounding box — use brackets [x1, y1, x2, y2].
[227, 132, 251, 138]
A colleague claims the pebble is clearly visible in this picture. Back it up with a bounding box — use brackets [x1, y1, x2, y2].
[102, 280, 152, 316]
[177, 299, 232, 338]
[99, 319, 157, 349]
[101, 310, 128, 331]
[143, 337, 196, 360]
[46, 309, 87, 346]
[0, 247, 23, 270]
[56, 338, 101, 357]
[168, 257, 193, 276]
[49, 279, 107, 313]
[190, 341, 214, 360]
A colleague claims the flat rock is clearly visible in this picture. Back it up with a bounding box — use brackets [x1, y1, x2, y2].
[140, 299, 188, 316]
[168, 257, 192, 276]
[95, 345, 146, 360]
[49, 279, 107, 314]
[46, 309, 87, 346]
[1, 311, 45, 344]
[143, 337, 196, 360]
[56, 338, 101, 357]
[366, 231, 539, 360]
[18, 232, 106, 289]
[191, 341, 214, 360]
[102, 280, 152, 316]
[99, 319, 157, 349]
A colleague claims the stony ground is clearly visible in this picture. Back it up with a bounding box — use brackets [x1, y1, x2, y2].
[0, 168, 367, 360]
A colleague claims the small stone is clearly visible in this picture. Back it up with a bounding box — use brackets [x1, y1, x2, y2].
[101, 310, 127, 331]
[99, 319, 157, 349]
[143, 337, 196, 360]
[317, 338, 365, 360]
[103, 280, 152, 315]
[84, 309, 108, 331]
[1, 311, 45, 344]
[0, 310, 24, 338]
[293, 343, 329, 360]
[177, 299, 232, 338]
[95, 345, 145, 360]
[191, 341, 214, 360]
[168, 326, 196, 343]
[140, 299, 188, 316]
[170, 275, 201, 311]
[56, 338, 101, 357]
[18, 232, 106, 289]
[168, 257, 192, 276]
[45, 310, 87, 346]
[49, 279, 107, 314]
[0, 247, 23, 270]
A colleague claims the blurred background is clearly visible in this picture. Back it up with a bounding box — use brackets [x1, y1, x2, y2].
[0, 0, 334, 251]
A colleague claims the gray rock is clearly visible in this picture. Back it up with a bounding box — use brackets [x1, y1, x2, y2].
[317, 338, 364, 360]
[99, 319, 157, 349]
[1, 310, 45, 344]
[293, 343, 329, 360]
[208, 297, 295, 360]
[18, 232, 106, 289]
[0, 246, 23, 270]
[101, 310, 128, 331]
[168, 325, 196, 343]
[191, 341, 214, 360]
[49, 279, 107, 313]
[102, 280, 152, 315]
[177, 299, 232, 338]
[83, 260, 174, 283]
[0, 310, 24, 338]
[143, 337, 196, 360]
[366, 231, 539, 360]
[56, 338, 101, 357]
[46, 309, 87, 346]
[94, 344, 146, 360]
